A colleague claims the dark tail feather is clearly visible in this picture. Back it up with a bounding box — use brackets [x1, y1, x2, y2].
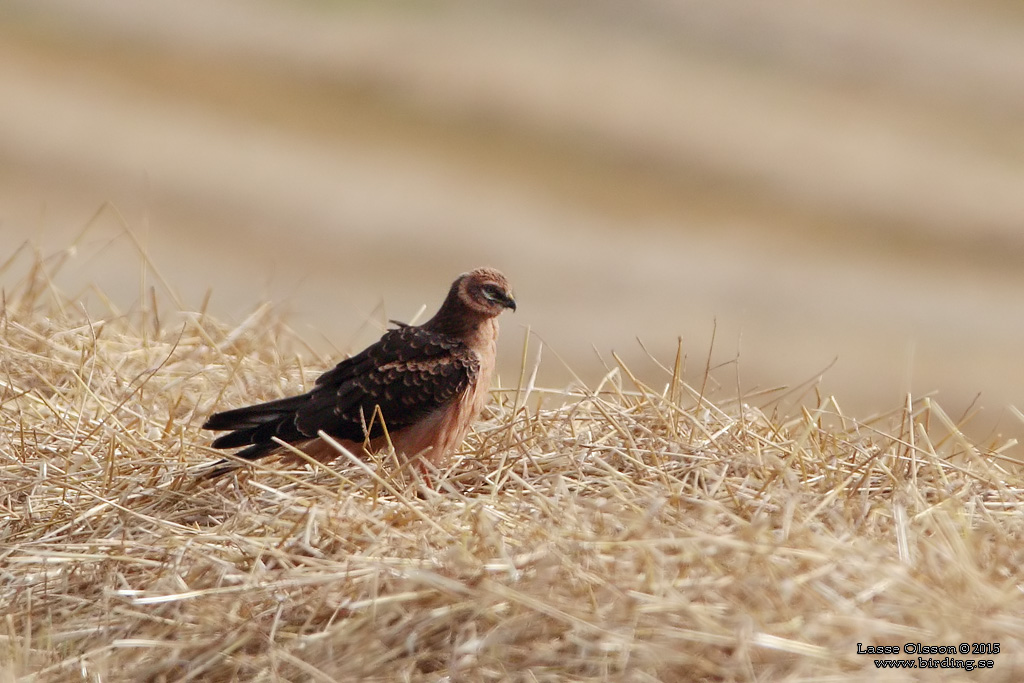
[209, 413, 306, 450]
[211, 426, 265, 449]
[202, 394, 308, 430]
[200, 440, 284, 479]
[202, 394, 313, 479]
[201, 460, 240, 479]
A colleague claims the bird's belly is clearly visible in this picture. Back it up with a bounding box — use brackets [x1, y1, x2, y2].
[300, 348, 493, 468]
[391, 395, 474, 465]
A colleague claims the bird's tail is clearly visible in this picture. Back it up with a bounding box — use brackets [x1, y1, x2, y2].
[202, 394, 308, 431]
[201, 394, 309, 477]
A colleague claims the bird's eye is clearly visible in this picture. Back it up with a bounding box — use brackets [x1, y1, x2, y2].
[481, 285, 502, 301]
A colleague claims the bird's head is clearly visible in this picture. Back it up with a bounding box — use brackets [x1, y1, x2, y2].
[457, 267, 517, 317]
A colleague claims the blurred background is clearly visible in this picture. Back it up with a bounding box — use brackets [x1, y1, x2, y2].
[3, 0, 1024, 437]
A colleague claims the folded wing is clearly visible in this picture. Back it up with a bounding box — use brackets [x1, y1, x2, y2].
[203, 325, 479, 461]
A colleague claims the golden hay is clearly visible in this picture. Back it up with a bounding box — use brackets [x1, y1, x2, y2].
[2, 247, 1023, 682]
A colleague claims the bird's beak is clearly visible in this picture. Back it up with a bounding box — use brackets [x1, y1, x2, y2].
[504, 294, 517, 312]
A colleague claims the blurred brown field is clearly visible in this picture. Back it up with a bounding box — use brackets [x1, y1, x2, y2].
[4, 0, 1024, 440]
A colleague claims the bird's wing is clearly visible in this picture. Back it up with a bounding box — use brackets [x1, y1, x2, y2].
[295, 325, 480, 441]
[204, 326, 479, 458]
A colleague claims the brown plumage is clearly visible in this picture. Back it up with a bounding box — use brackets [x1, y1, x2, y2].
[202, 268, 516, 477]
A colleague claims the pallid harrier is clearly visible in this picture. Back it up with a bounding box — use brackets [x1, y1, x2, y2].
[202, 268, 516, 478]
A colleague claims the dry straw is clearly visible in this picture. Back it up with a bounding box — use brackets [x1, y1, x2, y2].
[2, 244, 1023, 682]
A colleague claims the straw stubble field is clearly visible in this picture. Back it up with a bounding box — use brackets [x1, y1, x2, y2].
[3, 250, 1024, 682]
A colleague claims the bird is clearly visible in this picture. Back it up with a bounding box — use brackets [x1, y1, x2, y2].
[201, 267, 516, 478]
